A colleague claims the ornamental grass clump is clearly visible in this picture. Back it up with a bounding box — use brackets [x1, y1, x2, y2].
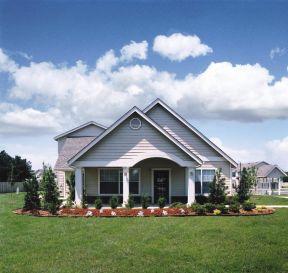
[109, 196, 118, 209]
[204, 203, 216, 213]
[95, 198, 102, 209]
[229, 203, 240, 213]
[191, 204, 206, 215]
[213, 209, 221, 216]
[216, 204, 228, 214]
[169, 202, 185, 208]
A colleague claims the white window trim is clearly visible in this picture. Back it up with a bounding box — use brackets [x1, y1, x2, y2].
[97, 167, 141, 196]
[151, 168, 171, 204]
[195, 167, 216, 196]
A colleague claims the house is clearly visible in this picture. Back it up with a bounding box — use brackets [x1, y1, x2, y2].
[54, 99, 237, 206]
[233, 161, 286, 195]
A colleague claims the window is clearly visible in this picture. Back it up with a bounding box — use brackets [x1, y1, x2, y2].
[195, 169, 216, 195]
[130, 118, 141, 130]
[99, 168, 140, 195]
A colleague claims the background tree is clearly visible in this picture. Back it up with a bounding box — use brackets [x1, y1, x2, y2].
[208, 168, 227, 204]
[236, 167, 254, 203]
[23, 175, 40, 210]
[42, 164, 61, 214]
[0, 150, 32, 182]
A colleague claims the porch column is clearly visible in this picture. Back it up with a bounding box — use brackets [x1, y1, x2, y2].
[268, 178, 272, 195]
[186, 167, 195, 205]
[75, 167, 83, 207]
[122, 167, 129, 207]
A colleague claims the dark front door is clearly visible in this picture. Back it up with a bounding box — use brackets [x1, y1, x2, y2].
[154, 170, 169, 203]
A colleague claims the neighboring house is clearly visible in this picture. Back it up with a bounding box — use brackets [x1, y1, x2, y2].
[233, 161, 286, 195]
[54, 99, 237, 206]
[34, 169, 43, 183]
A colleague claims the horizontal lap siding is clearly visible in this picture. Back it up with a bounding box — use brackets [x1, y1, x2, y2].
[68, 125, 105, 137]
[147, 106, 220, 158]
[78, 114, 191, 163]
[267, 169, 283, 179]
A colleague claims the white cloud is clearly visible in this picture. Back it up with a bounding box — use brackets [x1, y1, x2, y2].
[210, 136, 288, 170]
[0, 47, 288, 138]
[120, 40, 148, 62]
[270, 47, 286, 59]
[153, 33, 213, 61]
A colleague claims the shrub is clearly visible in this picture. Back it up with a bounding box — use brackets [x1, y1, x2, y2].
[66, 173, 75, 207]
[208, 168, 227, 204]
[242, 201, 256, 211]
[204, 203, 216, 213]
[229, 203, 240, 213]
[42, 165, 61, 214]
[141, 194, 150, 209]
[82, 187, 88, 209]
[109, 196, 118, 209]
[125, 195, 135, 209]
[95, 198, 102, 209]
[213, 209, 221, 216]
[195, 205, 206, 215]
[158, 197, 166, 208]
[23, 175, 40, 211]
[169, 202, 185, 208]
[216, 204, 228, 214]
[195, 195, 208, 205]
[235, 167, 256, 203]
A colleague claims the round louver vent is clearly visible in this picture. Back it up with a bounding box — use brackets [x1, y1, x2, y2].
[130, 118, 141, 130]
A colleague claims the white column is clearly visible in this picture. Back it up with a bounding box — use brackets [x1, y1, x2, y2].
[186, 167, 195, 206]
[75, 167, 83, 207]
[268, 178, 272, 195]
[122, 167, 129, 207]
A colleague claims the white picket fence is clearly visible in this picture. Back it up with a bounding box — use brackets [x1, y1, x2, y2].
[0, 182, 25, 193]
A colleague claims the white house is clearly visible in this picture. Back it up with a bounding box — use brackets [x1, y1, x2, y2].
[54, 99, 237, 206]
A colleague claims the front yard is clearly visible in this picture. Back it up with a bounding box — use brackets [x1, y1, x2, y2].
[250, 195, 288, 205]
[1, 193, 288, 273]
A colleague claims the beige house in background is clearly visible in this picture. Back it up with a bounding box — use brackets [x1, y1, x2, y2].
[54, 99, 237, 206]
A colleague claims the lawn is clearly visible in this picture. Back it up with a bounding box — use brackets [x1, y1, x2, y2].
[250, 195, 288, 205]
[1, 193, 288, 273]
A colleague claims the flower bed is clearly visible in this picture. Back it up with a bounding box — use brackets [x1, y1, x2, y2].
[14, 207, 275, 217]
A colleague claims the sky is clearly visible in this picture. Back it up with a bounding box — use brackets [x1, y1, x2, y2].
[0, 0, 288, 170]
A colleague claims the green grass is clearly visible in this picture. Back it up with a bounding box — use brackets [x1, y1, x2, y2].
[250, 195, 288, 205]
[1, 193, 288, 273]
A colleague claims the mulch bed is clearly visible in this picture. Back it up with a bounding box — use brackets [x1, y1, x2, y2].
[14, 207, 275, 217]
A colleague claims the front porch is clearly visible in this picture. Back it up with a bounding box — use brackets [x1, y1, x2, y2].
[74, 158, 197, 206]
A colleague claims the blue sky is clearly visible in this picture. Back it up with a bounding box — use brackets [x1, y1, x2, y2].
[0, 0, 288, 169]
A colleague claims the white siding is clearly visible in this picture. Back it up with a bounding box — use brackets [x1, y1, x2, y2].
[68, 124, 105, 138]
[201, 161, 232, 194]
[147, 105, 222, 159]
[85, 168, 98, 195]
[78, 113, 192, 165]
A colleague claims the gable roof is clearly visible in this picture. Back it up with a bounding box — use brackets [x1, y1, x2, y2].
[68, 106, 203, 166]
[237, 162, 286, 177]
[236, 161, 268, 171]
[143, 98, 237, 167]
[54, 136, 95, 170]
[54, 121, 107, 141]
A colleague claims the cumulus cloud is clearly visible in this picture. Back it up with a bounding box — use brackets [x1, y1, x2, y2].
[120, 40, 148, 62]
[210, 137, 288, 170]
[270, 47, 286, 59]
[1, 45, 288, 137]
[153, 33, 213, 61]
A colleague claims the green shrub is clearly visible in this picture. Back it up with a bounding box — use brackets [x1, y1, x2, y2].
[141, 194, 150, 209]
[109, 196, 118, 209]
[242, 201, 256, 211]
[204, 203, 216, 213]
[216, 204, 228, 214]
[195, 205, 206, 215]
[213, 209, 221, 216]
[158, 197, 166, 208]
[229, 203, 240, 213]
[169, 202, 185, 208]
[95, 198, 102, 209]
[23, 175, 40, 211]
[195, 195, 208, 204]
[125, 195, 135, 209]
[208, 168, 227, 204]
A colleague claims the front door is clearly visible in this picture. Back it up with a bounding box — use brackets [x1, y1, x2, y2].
[153, 170, 169, 203]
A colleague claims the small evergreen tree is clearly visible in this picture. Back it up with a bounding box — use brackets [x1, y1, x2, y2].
[209, 169, 227, 204]
[236, 167, 254, 203]
[42, 165, 61, 214]
[66, 172, 75, 206]
[23, 175, 40, 210]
